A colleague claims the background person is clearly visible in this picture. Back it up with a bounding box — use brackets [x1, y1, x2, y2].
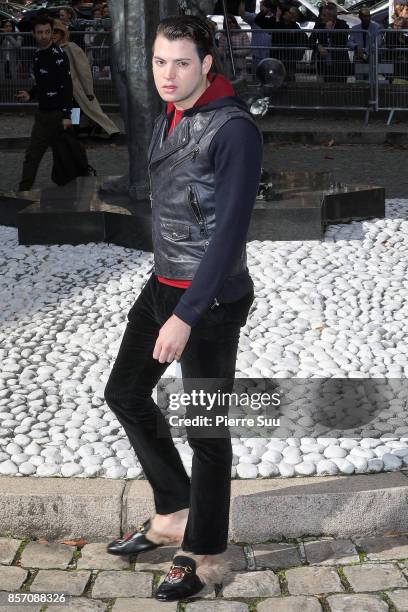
[272, 6, 307, 82]
[58, 7, 76, 28]
[52, 20, 120, 138]
[217, 13, 251, 78]
[238, 0, 272, 72]
[385, 15, 408, 82]
[348, 8, 382, 65]
[255, 0, 278, 29]
[310, 3, 351, 83]
[16, 16, 73, 191]
[0, 19, 22, 81]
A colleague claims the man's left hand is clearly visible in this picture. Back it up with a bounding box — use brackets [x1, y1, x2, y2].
[153, 314, 191, 364]
[62, 118, 72, 130]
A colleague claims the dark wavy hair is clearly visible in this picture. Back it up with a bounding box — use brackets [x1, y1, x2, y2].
[2, 19, 16, 32]
[155, 15, 214, 62]
[31, 14, 54, 31]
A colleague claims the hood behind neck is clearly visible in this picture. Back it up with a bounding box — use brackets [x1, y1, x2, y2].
[165, 72, 250, 117]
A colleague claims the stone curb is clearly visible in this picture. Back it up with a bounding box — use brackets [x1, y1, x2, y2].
[1, 471, 408, 541]
[261, 129, 408, 146]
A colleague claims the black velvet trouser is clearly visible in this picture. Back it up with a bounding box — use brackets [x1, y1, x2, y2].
[104, 272, 254, 554]
[19, 109, 64, 191]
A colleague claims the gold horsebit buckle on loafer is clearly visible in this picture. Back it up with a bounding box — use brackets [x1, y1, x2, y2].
[121, 520, 149, 542]
[164, 564, 193, 584]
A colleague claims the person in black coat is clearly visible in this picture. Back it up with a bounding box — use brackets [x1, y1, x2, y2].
[254, 0, 278, 29]
[310, 3, 351, 83]
[271, 6, 308, 81]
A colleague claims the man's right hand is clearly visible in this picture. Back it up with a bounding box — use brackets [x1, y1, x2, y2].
[16, 90, 30, 102]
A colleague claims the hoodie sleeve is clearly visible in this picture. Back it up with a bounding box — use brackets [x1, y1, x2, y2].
[172, 116, 263, 327]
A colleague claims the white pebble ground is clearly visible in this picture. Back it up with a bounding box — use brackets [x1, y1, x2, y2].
[1, 199, 408, 479]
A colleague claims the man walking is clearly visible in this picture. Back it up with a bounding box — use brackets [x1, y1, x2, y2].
[104, 15, 262, 602]
[17, 15, 73, 191]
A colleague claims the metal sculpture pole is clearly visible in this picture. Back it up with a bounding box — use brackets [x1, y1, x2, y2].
[220, 0, 236, 78]
[108, 0, 161, 200]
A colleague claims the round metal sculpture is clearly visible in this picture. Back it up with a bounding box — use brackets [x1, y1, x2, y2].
[256, 57, 286, 90]
[249, 58, 286, 117]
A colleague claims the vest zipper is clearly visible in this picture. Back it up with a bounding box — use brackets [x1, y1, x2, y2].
[170, 146, 200, 172]
[148, 169, 153, 208]
[188, 184, 207, 237]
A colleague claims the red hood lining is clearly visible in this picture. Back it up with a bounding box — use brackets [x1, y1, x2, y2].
[166, 72, 235, 116]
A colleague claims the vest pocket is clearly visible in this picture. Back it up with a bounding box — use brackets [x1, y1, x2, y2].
[161, 221, 191, 242]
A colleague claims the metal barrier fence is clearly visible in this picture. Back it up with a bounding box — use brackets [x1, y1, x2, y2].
[375, 29, 408, 123]
[0, 30, 118, 109]
[3, 28, 408, 121]
[215, 27, 377, 114]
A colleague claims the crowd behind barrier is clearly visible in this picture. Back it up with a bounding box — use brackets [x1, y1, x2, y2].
[215, 26, 408, 118]
[2, 28, 408, 117]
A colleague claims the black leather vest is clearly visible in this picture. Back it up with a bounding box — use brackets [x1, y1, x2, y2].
[148, 103, 260, 279]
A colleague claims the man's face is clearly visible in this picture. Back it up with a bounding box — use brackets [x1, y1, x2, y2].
[59, 10, 69, 23]
[33, 24, 53, 48]
[152, 34, 212, 110]
[360, 9, 371, 25]
[322, 7, 336, 23]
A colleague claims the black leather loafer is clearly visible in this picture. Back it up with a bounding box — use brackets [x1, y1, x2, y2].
[155, 554, 205, 601]
[107, 518, 159, 556]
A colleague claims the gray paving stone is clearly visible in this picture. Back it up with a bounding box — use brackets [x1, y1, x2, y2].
[0, 605, 41, 612]
[135, 544, 245, 574]
[286, 566, 344, 595]
[77, 543, 131, 570]
[46, 597, 108, 611]
[386, 588, 408, 611]
[221, 569, 280, 597]
[223, 545, 247, 571]
[303, 539, 360, 565]
[0, 565, 28, 590]
[0, 538, 22, 565]
[253, 542, 302, 570]
[257, 596, 323, 612]
[343, 563, 407, 591]
[0, 592, 42, 610]
[30, 569, 91, 596]
[185, 602, 249, 612]
[353, 535, 408, 561]
[135, 545, 180, 572]
[92, 570, 153, 598]
[112, 598, 179, 611]
[326, 593, 389, 612]
[20, 542, 74, 569]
